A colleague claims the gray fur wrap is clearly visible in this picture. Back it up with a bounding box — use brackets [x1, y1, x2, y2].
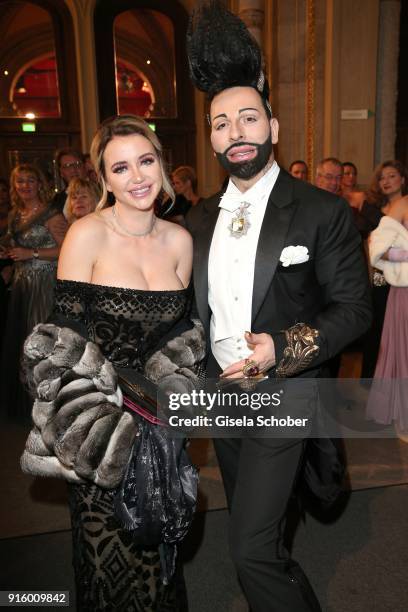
[21, 319, 205, 488]
[21, 323, 138, 488]
[144, 318, 206, 394]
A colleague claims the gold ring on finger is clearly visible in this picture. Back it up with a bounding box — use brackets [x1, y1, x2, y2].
[242, 359, 260, 378]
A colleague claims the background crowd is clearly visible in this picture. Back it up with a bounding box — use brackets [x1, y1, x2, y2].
[0, 149, 407, 432]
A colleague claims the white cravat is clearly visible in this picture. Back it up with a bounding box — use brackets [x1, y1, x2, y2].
[208, 162, 280, 370]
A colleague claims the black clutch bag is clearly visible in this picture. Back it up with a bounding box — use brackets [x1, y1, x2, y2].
[117, 367, 163, 424]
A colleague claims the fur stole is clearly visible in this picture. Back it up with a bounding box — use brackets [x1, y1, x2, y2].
[21, 320, 205, 488]
[369, 216, 408, 287]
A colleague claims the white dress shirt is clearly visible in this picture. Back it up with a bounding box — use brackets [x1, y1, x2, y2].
[208, 161, 280, 370]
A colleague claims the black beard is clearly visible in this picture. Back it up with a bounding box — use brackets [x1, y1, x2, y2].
[215, 136, 273, 180]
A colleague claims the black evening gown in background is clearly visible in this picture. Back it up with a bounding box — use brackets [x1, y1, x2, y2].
[353, 201, 389, 378]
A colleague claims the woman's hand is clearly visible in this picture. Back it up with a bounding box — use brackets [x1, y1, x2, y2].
[220, 332, 276, 379]
[8, 247, 34, 262]
[385, 247, 408, 262]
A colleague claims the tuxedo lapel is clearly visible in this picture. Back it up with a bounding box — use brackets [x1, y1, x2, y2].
[252, 170, 298, 324]
[193, 195, 221, 334]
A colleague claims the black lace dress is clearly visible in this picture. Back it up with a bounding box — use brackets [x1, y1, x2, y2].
[53, 279, 191, 612]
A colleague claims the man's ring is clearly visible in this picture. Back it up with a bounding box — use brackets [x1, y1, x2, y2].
[242, 359, 260, 377]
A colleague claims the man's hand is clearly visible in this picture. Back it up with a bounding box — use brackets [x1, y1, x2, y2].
[220, 332, 276, 378]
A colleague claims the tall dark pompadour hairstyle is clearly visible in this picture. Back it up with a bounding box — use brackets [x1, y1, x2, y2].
[186, 0, 271, 116]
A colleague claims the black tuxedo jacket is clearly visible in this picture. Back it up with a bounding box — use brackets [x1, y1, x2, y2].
[186, 169, 372, 377]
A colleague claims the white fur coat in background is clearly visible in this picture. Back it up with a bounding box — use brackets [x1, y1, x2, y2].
[369, 216, 408, 287]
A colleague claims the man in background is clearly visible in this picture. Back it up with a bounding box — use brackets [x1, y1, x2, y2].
[315, 157, 343, 194]
[52, 148, 86, 212]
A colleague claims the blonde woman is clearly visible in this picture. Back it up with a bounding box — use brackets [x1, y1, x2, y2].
[172, 165, 201, 206]
[21, 116, 204, 611]
[0, 163, 67, 420]
[63, 177, 99, 224]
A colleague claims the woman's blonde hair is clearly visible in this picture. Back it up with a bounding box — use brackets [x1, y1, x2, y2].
[64, 177, 100, 223]
[90, 114, 174, 211]
[10, 163, 51, 214]
[172, 165, 198, 193]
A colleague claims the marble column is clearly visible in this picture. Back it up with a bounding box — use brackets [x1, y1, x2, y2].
[375, 0, 401, 164]
[64, 0, 99, 152]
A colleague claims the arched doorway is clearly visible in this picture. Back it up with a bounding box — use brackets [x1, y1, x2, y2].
[0, 0, 80, 180]
[94, 0, 196, 172]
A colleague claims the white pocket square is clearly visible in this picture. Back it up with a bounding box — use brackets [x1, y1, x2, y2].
[279, 245, 309, 267]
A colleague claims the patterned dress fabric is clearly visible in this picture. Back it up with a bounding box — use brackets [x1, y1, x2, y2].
[366, 219, 408, 431]
[54, 280, 191, 611]
[0, 207, 59, 421]
[366, 286, 408, 431]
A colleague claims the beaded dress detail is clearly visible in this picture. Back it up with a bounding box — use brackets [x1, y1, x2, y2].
[55, 279, 190, 369]
[54, 279, 191, 612]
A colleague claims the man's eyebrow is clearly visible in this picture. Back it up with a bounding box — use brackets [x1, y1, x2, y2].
[212, 107, 260, 122]
[212, 112, 227, 121]
[239, 107, 259, 113]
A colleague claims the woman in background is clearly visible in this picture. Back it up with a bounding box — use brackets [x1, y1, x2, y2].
[358, 160, 408, 378]
[341, 161, 364, 210]
[172, 165, 201, 207]
[358, 160, 408, 238]
[367, 195, 408, 434]
[0, 163, 67, 420]
[160, 165, 202, 225]
[63, 177, 99, 224]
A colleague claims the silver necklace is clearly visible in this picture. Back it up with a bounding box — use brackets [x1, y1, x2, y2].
[112, 205, 156, 237]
